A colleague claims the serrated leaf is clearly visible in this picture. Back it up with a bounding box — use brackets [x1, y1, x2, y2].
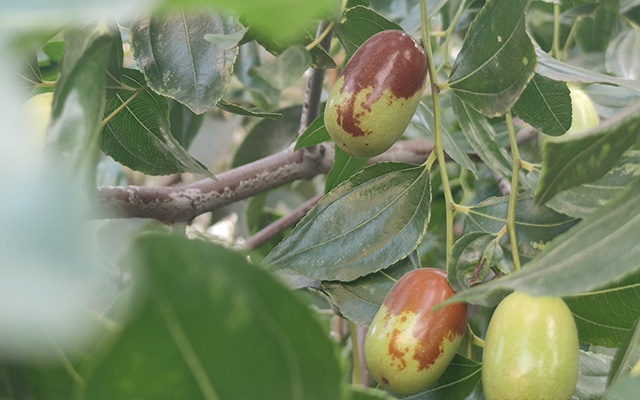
[325, 145, 369, 193]
[84, 233, 342, 399]
[606, 28, 640, 81]
[465, 194, 579, 258]
[46, 26, 114, 191]
[252, 44, 311, 90]
[295, 113, 331, 150]
[402, 354, 481, 400]
[513, 74, 572, 136]
[204, 26, 249, 50]
[535, 99, 640, 205]
[169, 100, 205, 149]
[101, 69, 214, 178]
[448, 0, 536, 117]
[451, 95, 512, 179]
[231, 105, 301, 168]
[574, 1, 618, 53]
[535, 47, 640, 91]
[216, 100, 283, 119]
[565, 271, 640, 347]
[322, 254, 419, 327]
[334, 6, 403, 58]
[546, 150, 640, 218]
[445, 175, 640, 304]
[413, 101, 478, 176]
[264, 162, 431, 282]
[130, 8, 239, 115]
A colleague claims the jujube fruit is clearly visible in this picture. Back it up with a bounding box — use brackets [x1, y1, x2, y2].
[482, 291, 579, 400]
[324, 30, 427, 158]
[364, 268, 468, 395]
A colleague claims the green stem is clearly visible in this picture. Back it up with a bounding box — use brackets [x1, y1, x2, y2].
[305, 21, 336, 52]
[349, 321, 363, 386]
[421, 0, 456, 259]
[435, 0, 466, 75]
[552, 4, 561, 59]
[561, 21, 579, 61]
[505, 111, 522, 271]
[424, 149, 437, 170]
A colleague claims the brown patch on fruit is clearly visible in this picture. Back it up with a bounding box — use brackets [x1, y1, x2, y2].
[335, 30, 427, 138]
[381, 376, 389, 385]
[388, 329, 407, 370]
[382, 269, 468, 370]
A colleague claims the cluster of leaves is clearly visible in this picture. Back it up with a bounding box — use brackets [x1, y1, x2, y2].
[2, 0, 640, 399]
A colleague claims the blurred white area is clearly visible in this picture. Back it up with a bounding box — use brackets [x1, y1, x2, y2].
[0, 37, 120, 361]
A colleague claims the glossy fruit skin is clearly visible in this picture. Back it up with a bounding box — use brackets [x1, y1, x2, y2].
[565, 87, 599, 135]
[23, 92, 54, 151]
[324, 30, 427, 158]
[482, 291, 579, 400]
[364, 268, 468, 395]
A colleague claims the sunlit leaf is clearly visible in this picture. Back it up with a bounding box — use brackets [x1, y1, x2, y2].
[216, 100, 283, 119]
[606, 28, 640, 81]
[295, 113, 331, 150]
[334, 5, 403, 58]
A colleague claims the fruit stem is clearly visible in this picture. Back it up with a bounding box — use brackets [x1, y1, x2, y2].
[519, 159, 536, 173]
[348, 321, 363, 386]
[552, 3, 561, 60]
[305, 21, 336, 52]
[421, 0, 456, 261]
[505, 111, 522, 271]
[467, 325, 485, 348]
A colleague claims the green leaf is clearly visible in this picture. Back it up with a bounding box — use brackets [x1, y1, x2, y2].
[15, 53, 42, 89]
[402, 354, 481, 400]
[130, 8, 239, 115]
[322, 254, 419, 326]
[448, 0, 536, 117]
[84, 233, 342, 400]
[295, 113, 331, 150]
[235, 42, 280, 109]
[445, 175, 640, 304]
[413, 101, 478, 176]
[46, 26, 114, 191]
[535, 47, 640, 91]
[325, 145, 369, 193]
[545, 150, 640, 218]
[216, 100, 283, 119]
[231, 105, 301, 168]
[252, 44, 311, 90]
[451, 95, 512, 179]
[203, 26, 249, 50]
[342, 386, 394, 400]
[105, 25, 124, 99]
[465, 194, 579, 258]
[169, 100, 205, 149]
[334, 6, 403, 58]
[264, 163, 431, 282]
[575, 349, 611, 400]
[101, 69, 214, 178]
[605, 375, 640, 400]
[575, 1, 618, 53]
[447, 233, 513, 302]
[535, 99, 640, 205]
[607, 317, 640, 387]
[565, 271, 640, 347]
[512, 74, 572, 136]
[606, 28, 640, 81]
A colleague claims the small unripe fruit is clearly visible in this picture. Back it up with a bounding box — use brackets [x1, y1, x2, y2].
[364, 268, 468, 395]
[324, 30, 427, 158]
[482, 291, 579, 400]
[565, 87, 599, 135]
[23, 92, 54, 152]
